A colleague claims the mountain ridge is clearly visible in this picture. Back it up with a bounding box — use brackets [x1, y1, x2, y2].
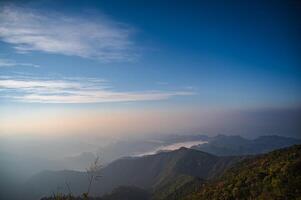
[193, 134, 301, 156]
[23, 147, 244, 200]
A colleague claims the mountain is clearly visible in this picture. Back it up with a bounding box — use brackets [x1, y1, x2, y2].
[34, 145, 301, 200]
[159, 134, 209, 144]
[96, 134, 209, 164]
[152, 176, 204, 200]
[101, 186, 150, 200]
[168, 145, 301, 200]
[193, 135, 301, 156]
[18, 135, 300, 200]
[40, 186, 150, 200]
[22, 148, 244, 200]
[61, 152, 96, 171]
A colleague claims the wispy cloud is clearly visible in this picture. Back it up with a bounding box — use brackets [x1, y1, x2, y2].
[0, 58, 39, 68]
[0, 5, 136, 62]
[0, 76, 195, 103]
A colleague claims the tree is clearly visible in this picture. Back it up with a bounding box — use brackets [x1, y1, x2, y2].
[83, 155, 102, 199]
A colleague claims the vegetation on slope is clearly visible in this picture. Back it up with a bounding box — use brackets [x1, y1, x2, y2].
[152, 176, 204, 200]
[41, 186, 149, 200]
[183, 145, 301, 200]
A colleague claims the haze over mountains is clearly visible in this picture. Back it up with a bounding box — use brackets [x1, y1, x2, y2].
[2, 134, 300, 200]
[1, 134, 299, 178]
[192, 135, 301, 156]
[23, 147, 244, 199]
[58, 145, 301, 200]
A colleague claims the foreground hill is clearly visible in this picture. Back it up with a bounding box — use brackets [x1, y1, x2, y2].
[193, 135, 301, 156]
[178, 145, 301, 200]
[41, 186, 150, 200]
[23, 148, 244, 200]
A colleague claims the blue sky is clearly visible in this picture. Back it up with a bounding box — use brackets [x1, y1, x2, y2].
[0, 0, 300, 137]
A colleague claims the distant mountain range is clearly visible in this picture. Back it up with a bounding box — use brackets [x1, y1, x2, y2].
[3, 134, 300, 200]
[193, 134, 301, 156]
[96, 134, 210, 164]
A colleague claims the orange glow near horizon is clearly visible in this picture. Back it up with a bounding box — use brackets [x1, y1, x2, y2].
[0, 106, 210, 137]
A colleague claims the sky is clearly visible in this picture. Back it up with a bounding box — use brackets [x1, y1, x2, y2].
[0, 0, 300, 139]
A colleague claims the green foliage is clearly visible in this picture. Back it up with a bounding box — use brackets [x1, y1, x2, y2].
[101, 186, 150, 200]
[182, 145, 301, 200]
[152, 175, 205, 200]
[41, 186, 149, 200]
[41, 193, 89, 200]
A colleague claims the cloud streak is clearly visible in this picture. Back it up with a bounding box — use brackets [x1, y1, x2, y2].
[0, 5, 135, 62]
[0, 58, 39, 68]
[0, 76, 195, 103]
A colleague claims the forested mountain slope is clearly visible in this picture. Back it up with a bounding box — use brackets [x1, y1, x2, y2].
[180, 145, 301, 200]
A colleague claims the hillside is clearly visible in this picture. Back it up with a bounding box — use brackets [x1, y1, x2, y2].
[41, 186, 150, 200]
[179, 145, 301, 200]
[23, 148, 244, 200]
[152, 176, 204, 200]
